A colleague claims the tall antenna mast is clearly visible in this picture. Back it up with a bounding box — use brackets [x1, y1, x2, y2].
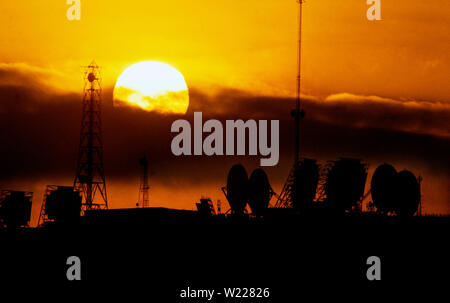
[275, 0, 305, 208]
[74, 61, 108, 211]
[293, 0, 305, 166]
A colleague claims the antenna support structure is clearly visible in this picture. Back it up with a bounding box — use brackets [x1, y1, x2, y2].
[137, 156, 150, 208]
[74, 61, 108, 212]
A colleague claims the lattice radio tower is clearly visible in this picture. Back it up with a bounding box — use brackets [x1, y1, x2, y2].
[275, 0, 305, 208]
[74, 61, 108, 211]
[137, 155, 150, 208]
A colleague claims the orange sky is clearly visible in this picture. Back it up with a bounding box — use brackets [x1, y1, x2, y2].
[0, 1, 449, 225]
[1, 0, 449, 101]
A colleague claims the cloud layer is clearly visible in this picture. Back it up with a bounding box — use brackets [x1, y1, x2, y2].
[0, 65, 448, 218]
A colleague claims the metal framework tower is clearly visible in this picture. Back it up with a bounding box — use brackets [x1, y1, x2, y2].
[137, 156, 150, 208]
[74, 62, 108, 211]
[38, 185, 58, 226]
[275, 0, 305, 208]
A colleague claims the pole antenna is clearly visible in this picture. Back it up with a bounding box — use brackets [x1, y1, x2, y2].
[275, 0, 306, 208]
[293, 0, 305, 166]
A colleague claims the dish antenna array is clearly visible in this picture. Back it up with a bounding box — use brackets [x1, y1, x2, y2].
[222, 164, 274, 216]
[275, 0, 305, 208]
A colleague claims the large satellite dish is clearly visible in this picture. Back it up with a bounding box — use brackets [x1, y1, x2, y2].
[394, 170, 420, 216]
[225, 164, 249, 214]
[371, 163, 397, 213]
[88, 72, 96, 82]
[248, 168, 271, 216]
[292, 158, 319, 212]
[325, 158, 367, 212]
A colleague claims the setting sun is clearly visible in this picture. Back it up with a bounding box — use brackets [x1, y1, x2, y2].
[113, 61, 189, 114]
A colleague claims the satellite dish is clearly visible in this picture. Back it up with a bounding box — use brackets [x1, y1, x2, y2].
[371, 163, 397, 213]
[325, 158, 368, 212]
[226, 164, 249, 214]
[88, 72, 96, 82]
[394, 170, 420, 216]
[248, 168, 271, 216]
[292, 158, 319, 211]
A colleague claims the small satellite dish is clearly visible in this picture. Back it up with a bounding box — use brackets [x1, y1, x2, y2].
[88, 72, 96, 82]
